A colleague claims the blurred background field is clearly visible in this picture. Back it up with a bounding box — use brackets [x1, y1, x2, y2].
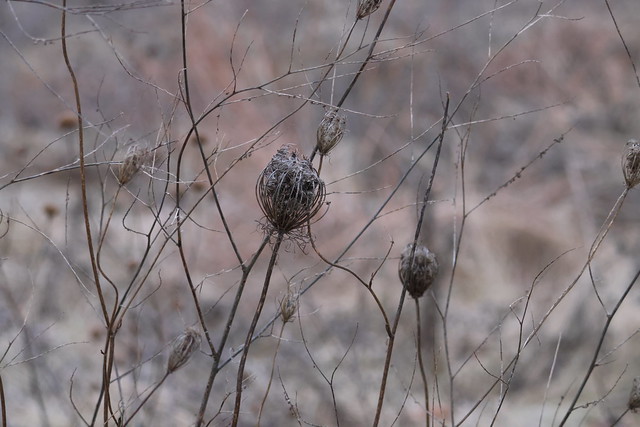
[1, 0, 640, 425]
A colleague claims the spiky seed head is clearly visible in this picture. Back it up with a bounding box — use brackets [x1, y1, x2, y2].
[398, 243, 439, 299]
[317, 109, 346, 156]
[167, 327, 201, 373]
[357, 0, 382, 19]
[629, 377, 640, 412]
[256, 145, 326, 234]
[623, 139, 640, 189]
[279, 289, 298, 323]
[118, 144, 151, 185]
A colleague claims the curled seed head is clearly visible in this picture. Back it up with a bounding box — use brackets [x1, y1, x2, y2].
[316, 109, 346, 156]
[623, 139, 640, 189]
[167, 327, 201, 373]
[629, 376, 640, 412]
[118, 144, 151, 185]
[256, 145, 326, 234]
[357, 0, 382, 20]
[279, 289, 298, 323]
[398, 243, 439, 299]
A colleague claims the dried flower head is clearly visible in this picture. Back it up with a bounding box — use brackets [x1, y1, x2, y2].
[629, 376, 640, 412]
[357, 0, 382, 20]
[279, 289, 298, 323]
[118, 144, 151, 185]
[623, 139, 640, 189]
[316, 109, 346, 156]
[398, 243, 439, 299]
[256, 145, 326, 234]
[167, 327, 201, 373]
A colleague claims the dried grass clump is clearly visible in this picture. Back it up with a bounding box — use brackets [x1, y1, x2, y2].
[118, 144, 151, 185]
[316, 109, 346, 156]
[398, 243, 439, 299]
[357, 0, 382, 20]
[629, 376, 640, 412]
[623, 139, 640, 189]
[256, 145, 326, 234]
[167, 327, 201, 374]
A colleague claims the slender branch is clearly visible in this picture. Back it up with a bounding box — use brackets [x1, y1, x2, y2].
[231, 232, 283, 427]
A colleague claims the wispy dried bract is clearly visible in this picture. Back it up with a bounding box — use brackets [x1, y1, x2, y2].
[398, 243, 439, 299]
[118, 144, 151, 185]
[316, 109, 346, 156]
[629, 377, 640, 412]
[256, 145, 326, 234]
[167, 327, 201, 374]
[357, 0, 383, 20]
[623, 139, 640, 189]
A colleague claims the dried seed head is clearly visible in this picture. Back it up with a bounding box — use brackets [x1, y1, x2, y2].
[167, 327, 201, 373]
[316, 109, 346, 156]
[623, 139, 640, 189]
[629, 376, 640, 412]
[256, 145, 326, 234]
[357, 0, 382, 19]
[398, 243, 439, 299]
[279, 289, 298, 323]
[118, 144, 151, 185]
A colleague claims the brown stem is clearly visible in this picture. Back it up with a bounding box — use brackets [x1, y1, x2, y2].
[415, 298, 430, 427]
[257, 321, 287, 426]
[231, 232, 283, 426]
[61, 4, 113, 424]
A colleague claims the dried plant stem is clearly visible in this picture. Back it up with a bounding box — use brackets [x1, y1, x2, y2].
[257, 320, 287, 427]
[373, 285, 408, 427]
[61, 3, 113, 424]
[415, 297, 430, 427]
[373, 95, 448, 427]
[194, 235, 270, 427]
[0, 373, 6, 427]
[123, 373, 169, 426]
[558, 267, 640, 426]
[232, 232, 284, 427]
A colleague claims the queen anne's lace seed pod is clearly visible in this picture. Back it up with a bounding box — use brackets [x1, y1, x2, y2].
[623, 139, 640, 189]
[118, 144, 151, 185]
[167, 327, 201, 373]
[398, 243, 438, 299]
[256, 145, 326, 234]
[629, 376, 640, 412]
[357, 0, 382, 20]
[316, 109, 346, 156]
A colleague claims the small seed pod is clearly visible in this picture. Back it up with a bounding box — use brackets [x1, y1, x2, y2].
[398, 243, 439, 299]
[256, 145, 326, 234]
[118, 144, 150, 185]
[623, 139, 640, 189]
[279, 290, 298, 323]
[629, 376, 640, 412]
[357, 0, 382, 20]
[167, 327, 201, 373]
[316, 109, 346, 156]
